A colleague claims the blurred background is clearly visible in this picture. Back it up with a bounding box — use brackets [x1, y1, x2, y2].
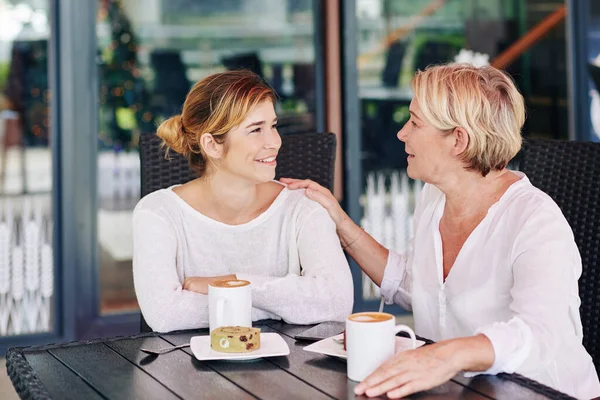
[0, 0, 598, 353]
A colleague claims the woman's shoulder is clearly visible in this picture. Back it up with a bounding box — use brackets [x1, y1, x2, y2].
[274, 185, 338, 233]
[277, 184, 326, 215]
[265, 182, 333, 228]
[496, 174, 575, 239]
[504, 175, 564, 217]
[133, 188, 180, 217]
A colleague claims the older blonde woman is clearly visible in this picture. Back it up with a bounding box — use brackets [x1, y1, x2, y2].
[282, 64, 600, 399]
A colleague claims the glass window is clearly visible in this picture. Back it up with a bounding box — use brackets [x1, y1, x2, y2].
[588, 0, 600, 141]
[96, 0, 319, 315]
[354, 0, 569, 303]
[0, 0, 53, 337]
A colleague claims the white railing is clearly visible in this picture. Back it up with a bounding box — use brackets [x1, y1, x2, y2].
[97, 150, 141, 207]
[360, 171, 423, 300]
[0, 194, 53, 336]
[96, 150, 140, 265]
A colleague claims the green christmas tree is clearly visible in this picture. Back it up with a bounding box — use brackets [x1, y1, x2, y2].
[98, 0, 154, 150]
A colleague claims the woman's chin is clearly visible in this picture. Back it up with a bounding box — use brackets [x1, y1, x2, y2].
[253, 172, 276, 184]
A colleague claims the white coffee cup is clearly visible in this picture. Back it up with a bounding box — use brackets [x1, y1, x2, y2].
[345, 312, 417, 382]
[208, 279, 252, 333]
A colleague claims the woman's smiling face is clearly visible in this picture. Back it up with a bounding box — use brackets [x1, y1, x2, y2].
[217, 100, 281, 184]
[396, 100, 457, 183]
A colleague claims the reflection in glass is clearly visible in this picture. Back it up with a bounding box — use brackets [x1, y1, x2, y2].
[96, 0, 318, 314]
[355, 0, 569, 300]
[0, 0, 53, 337]
[588, 0, 600, 141]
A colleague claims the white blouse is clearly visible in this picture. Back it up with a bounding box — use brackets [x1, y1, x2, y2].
[380, 172, 600, 399]
[132, 184, 354, 332]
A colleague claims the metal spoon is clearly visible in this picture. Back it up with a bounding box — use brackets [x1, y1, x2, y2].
[140, 343, 190, 355]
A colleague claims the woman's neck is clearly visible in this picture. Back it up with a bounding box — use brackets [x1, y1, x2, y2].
[185, 172, 263, 224]
[436, 169, 519, 220]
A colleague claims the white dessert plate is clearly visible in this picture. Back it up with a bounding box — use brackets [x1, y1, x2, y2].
[303, 333, 426, 360]
[190, 332, 290, 361]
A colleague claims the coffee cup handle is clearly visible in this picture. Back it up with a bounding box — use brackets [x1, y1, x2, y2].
[394, 324, 417, 350]
[215, 297, 226, 330]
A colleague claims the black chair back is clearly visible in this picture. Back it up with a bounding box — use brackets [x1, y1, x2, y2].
[520, 138, 600, 373]
[137, 131, 337, 332]
[221, 52, 264, 78]
[381, 40, 407, 88]
[139, 132, 336, 195]
[588, 63, 600, 93]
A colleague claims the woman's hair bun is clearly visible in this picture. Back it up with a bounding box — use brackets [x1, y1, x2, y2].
[156, 115, 188, 155]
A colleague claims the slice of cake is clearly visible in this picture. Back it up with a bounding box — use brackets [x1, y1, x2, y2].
[210, 326, 261, 353]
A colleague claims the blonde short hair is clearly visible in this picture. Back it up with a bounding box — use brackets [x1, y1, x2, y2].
[411, 64, 525, 176]
[156, 70, 276, 177]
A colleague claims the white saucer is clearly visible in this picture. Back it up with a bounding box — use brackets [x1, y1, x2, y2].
[303, 333, 426, 360]
[190, 332, 290, 361]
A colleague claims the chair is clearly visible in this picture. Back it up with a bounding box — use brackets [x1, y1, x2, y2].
[589, 63, 600, 93]
[519, 138, 600, 374]
[150, 50, 190, 118]
[413, 39, 463, 73]
[292, 63, 316, 112]
[221, 52, 264, 78]
[138, 132, 337, 332]
[381, 40, 407, 88]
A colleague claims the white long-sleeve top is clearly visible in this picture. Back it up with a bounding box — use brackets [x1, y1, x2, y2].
[380, 172, 600, 399]
[132, 184, 354, 333]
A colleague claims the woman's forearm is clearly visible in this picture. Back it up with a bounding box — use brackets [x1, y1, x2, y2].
[440, 334, 495, 373]
[337, 216, 389, 286]
[139, 288, 210, 332]
[278, 179, 391, 287]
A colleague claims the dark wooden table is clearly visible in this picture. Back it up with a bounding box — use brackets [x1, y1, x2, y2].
[6, 320, 575, 400]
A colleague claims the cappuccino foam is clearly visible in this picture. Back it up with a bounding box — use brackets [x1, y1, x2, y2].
[348, 312, 393, 323]
[226, 281, 247, 286]
[210, 279, 250, 288]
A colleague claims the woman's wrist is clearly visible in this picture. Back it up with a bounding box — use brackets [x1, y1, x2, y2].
[337, 217, 362, 248]
[342, 229, 364, 249]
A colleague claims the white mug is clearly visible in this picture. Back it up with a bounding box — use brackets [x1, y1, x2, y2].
[345, 312, 417, 382]
[208, 279, 252, 333]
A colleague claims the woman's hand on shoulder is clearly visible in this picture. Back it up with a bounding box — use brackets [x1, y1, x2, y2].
[183, 275, 237, 294]
[280, 178, 346, 227]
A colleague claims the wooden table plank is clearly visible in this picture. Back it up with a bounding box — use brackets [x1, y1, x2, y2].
[23, 351, 104, 400]
[50, 342, 180, 400]
[264, 321, 315, 339]
[106, 336, 256, 400]
[453, 374, 556, 400]
[264, 331, 349, 399]
[162, 329, 334, 400]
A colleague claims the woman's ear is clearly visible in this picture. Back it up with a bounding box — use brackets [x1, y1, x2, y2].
[452, 127, 470, 156]
[199, 133, 224, 160]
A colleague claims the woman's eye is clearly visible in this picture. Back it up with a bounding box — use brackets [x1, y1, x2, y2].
[272, 124, 278, 130]
[410, 121, 417, 127]
[250, 127, 261, 134]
